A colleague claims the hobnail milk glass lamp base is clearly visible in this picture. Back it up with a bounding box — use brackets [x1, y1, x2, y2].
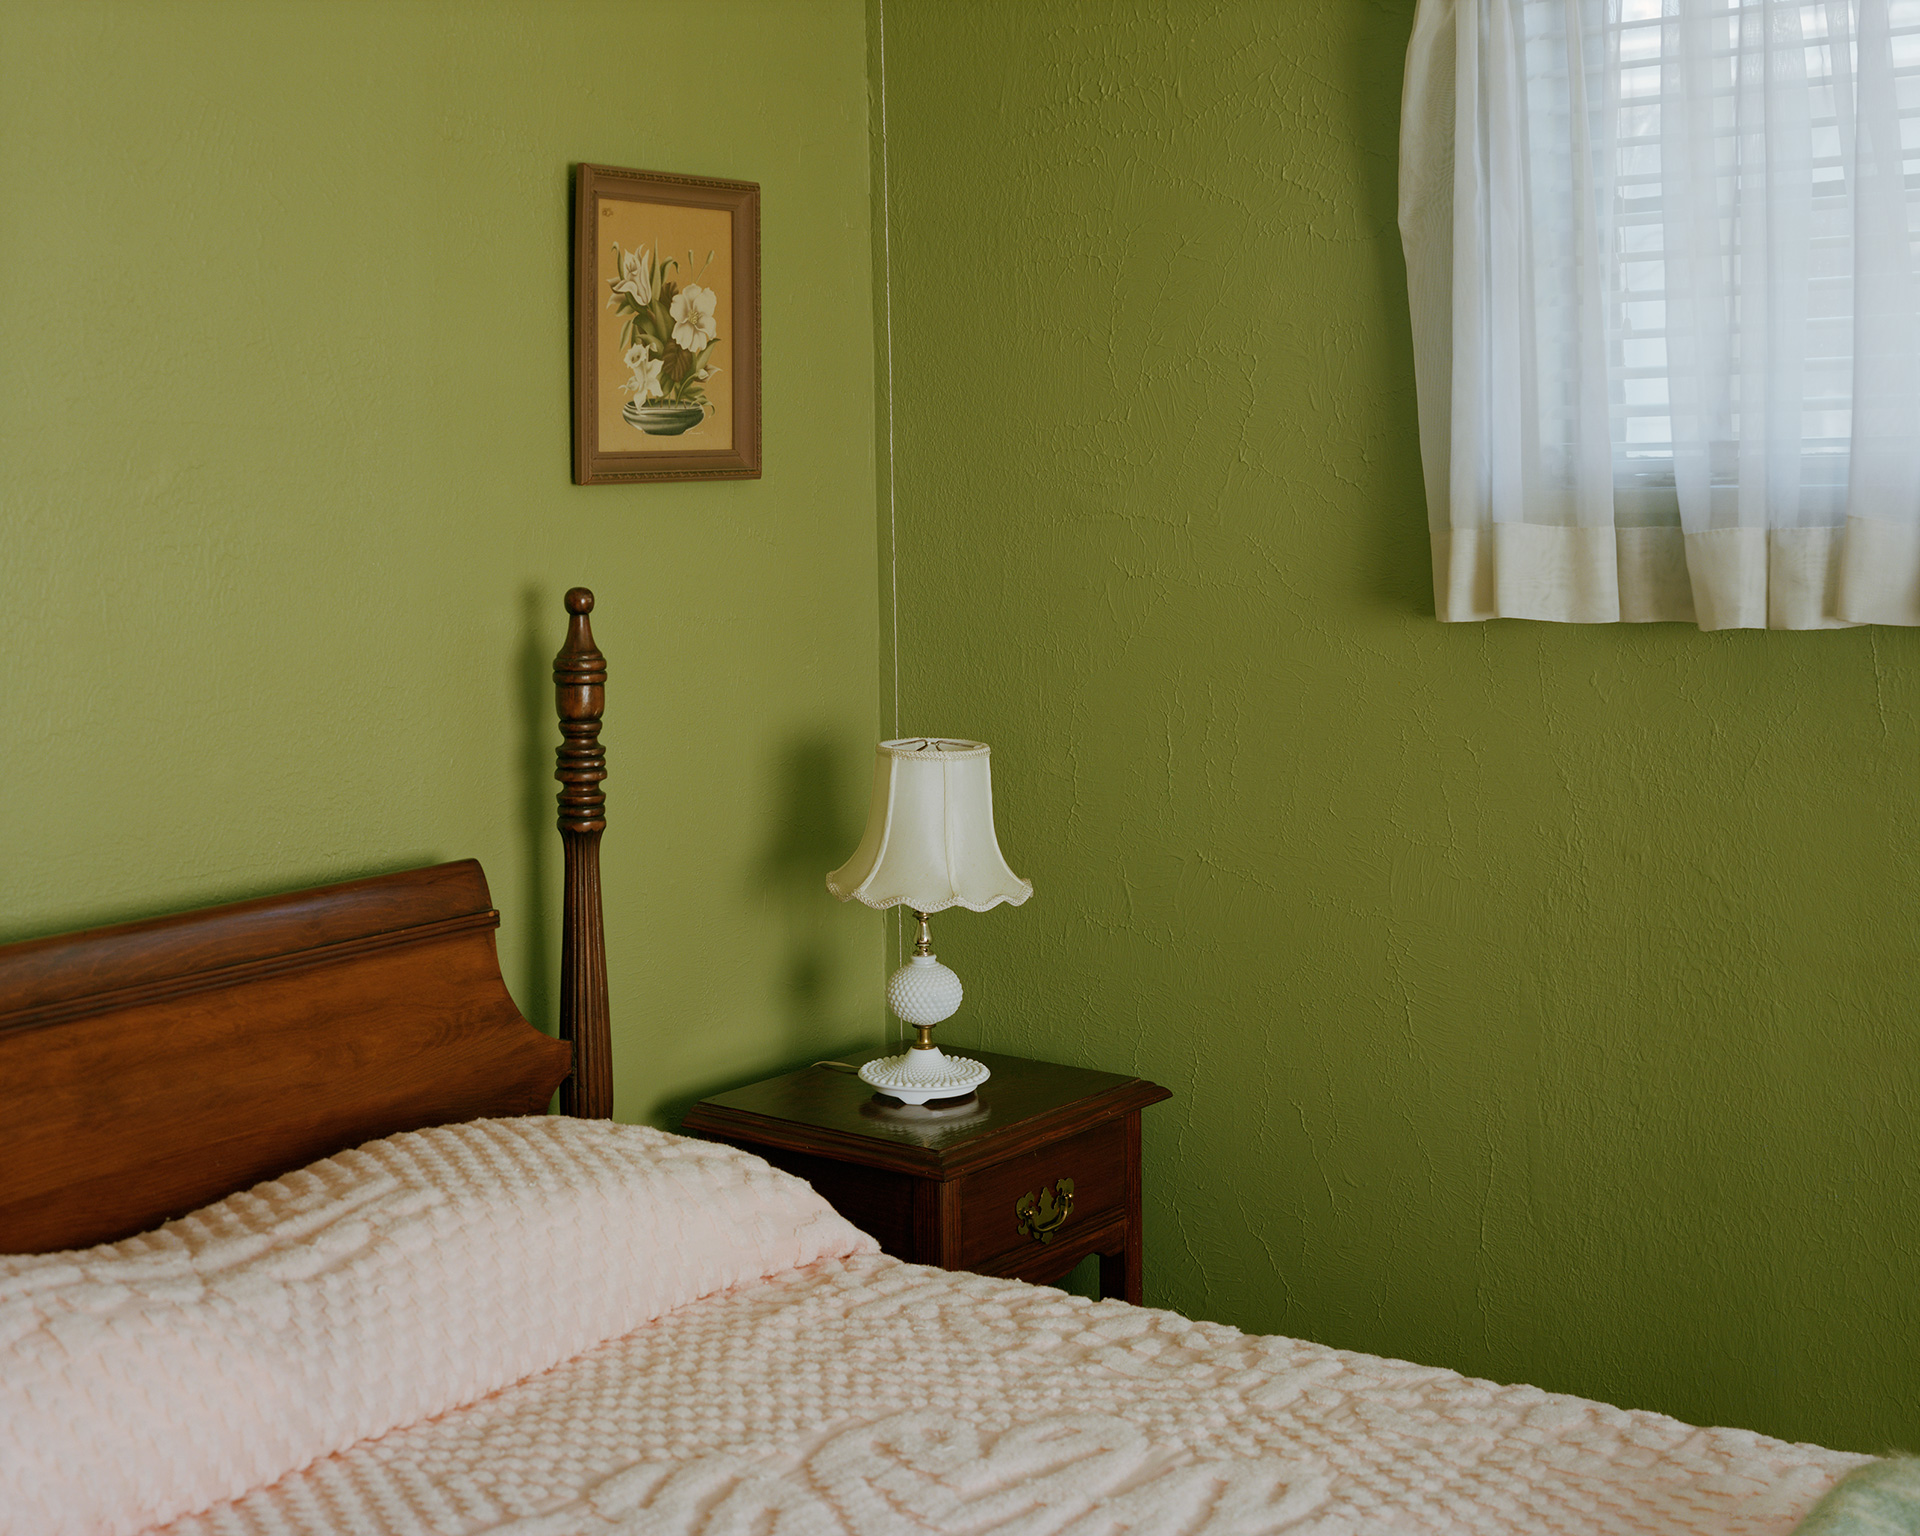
[886, 954, 963, 1025]
[863, 927, 989, 1103]
[858, 1046, 991, 1106]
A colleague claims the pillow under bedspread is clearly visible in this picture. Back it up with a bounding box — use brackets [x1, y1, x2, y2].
[0, 1117, 876, 1536]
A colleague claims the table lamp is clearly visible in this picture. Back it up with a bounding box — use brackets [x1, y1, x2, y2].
[828, 738, 1031, 1103]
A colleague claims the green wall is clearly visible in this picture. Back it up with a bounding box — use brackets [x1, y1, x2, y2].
[875, 0, 1920, 1453]
[7, 0, 1918, 1467]
[0, 0, 885, 1121]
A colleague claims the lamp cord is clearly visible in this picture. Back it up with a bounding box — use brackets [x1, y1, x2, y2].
[877, 0, 905, 1046]
[878, 0, 899, 746]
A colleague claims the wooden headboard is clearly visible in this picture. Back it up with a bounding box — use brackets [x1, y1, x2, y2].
[0, 589, 614, 1254]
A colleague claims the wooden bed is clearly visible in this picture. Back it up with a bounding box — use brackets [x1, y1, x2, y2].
[0, 588, 615, 1256]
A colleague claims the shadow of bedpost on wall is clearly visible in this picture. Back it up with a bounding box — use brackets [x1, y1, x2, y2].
[516, 585, 555, 1041]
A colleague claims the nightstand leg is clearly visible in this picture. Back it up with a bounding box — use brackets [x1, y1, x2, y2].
[911, 1176, 962, 1268]
[1097, 1111, 1146, 1305]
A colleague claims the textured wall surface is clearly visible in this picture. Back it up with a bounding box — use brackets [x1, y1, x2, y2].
[0, 0, 883, 1123]
[875, 0, 1920, 1452]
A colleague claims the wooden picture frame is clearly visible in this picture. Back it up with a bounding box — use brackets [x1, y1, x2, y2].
[572, 163, 761, 484]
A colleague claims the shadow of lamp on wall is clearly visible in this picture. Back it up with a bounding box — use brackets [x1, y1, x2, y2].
[760, 738, 867, 1056]
[827, 738, 1032, 1105]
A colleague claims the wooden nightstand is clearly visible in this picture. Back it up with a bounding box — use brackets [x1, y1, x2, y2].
[681, 1050, 1171, 1303]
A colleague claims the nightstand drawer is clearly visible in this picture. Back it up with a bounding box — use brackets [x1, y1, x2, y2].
[957, 1119, 1128, 1271]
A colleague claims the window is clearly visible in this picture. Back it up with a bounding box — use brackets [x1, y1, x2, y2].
[1401, 0, 1920, 628]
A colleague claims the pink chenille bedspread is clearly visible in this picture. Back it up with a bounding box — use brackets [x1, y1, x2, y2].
[0, 1119, 1869, 1536]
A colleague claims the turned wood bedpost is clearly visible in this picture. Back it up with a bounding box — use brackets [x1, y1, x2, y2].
[554, 587, 613, 1119]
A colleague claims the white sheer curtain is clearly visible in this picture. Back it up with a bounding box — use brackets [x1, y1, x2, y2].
[1400, 0, 1920, 628]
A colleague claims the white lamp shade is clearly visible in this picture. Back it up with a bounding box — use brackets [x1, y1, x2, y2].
[827, 739, 1033, 913]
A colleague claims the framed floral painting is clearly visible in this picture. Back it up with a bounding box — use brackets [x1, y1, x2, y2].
[571, 164, 761, 483]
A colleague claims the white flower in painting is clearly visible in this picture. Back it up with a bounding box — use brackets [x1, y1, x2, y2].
[671, 284, 718, 351]
[623, 342, 663, 401]
[608, 244, 653, 309]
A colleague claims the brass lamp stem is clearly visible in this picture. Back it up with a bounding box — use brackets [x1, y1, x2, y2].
[909, 912, 937, 1051]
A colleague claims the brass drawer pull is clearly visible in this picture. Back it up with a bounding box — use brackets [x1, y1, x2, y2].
[1015, 1178, 1075, 1243]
